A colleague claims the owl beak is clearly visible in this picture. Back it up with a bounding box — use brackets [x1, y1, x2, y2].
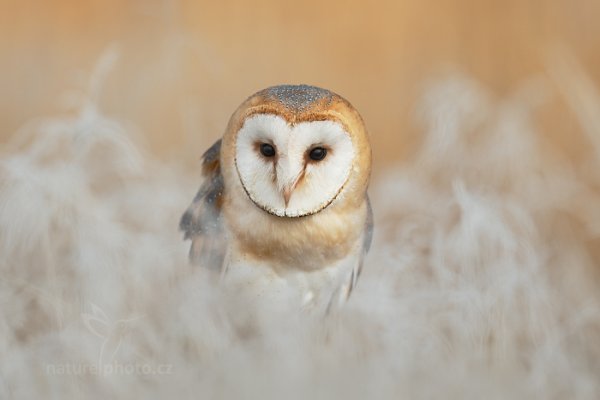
[282, 173, 302, 207]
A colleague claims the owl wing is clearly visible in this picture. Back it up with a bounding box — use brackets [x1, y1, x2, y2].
[363, 195, 374, 254]
[179, 139, 226, 270]
[344, 195, 373, 300]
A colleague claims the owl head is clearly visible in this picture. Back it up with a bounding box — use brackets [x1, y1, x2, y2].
[221, 85, 371, 218]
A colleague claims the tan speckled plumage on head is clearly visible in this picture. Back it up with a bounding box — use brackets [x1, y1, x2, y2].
[181, 84, 372, 310]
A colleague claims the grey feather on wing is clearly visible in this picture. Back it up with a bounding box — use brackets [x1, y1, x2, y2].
[364, 195, 374, 253]
[179, 139, 226, 270]
[344, 195, 374, 300]
[354, 195, 373, 284]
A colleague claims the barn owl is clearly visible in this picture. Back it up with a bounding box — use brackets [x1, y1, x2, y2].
[180, 85, 372, 309]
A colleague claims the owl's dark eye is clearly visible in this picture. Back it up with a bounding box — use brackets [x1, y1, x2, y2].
[309, 147, 327, 161]
[260, 143, 276, 157]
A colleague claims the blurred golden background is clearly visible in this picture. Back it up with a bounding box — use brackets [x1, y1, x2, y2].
[2, 0, 600, 168]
